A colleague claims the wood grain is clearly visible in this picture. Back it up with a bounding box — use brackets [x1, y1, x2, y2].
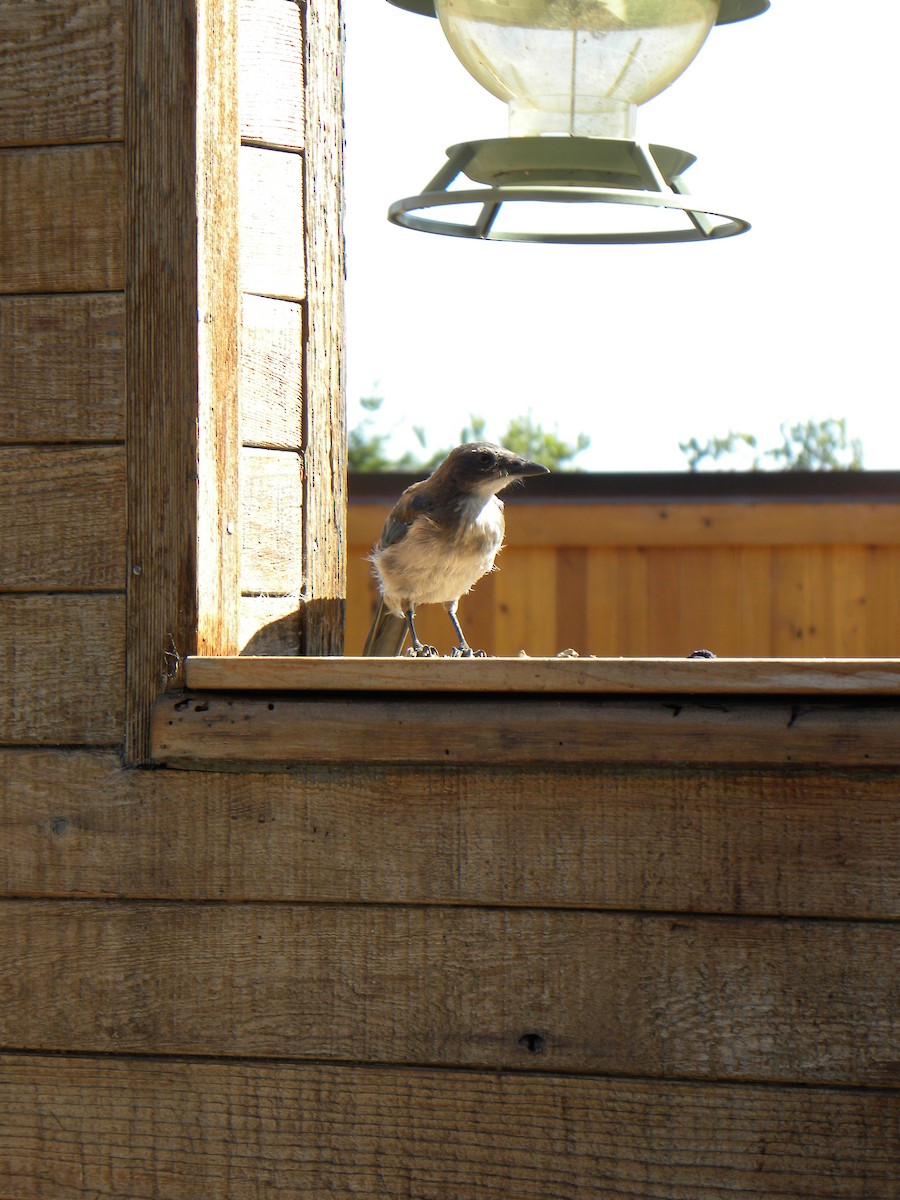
[438, 500, 900, 549]
[152, 691, 900, 769]
[0, 0, 123, 147]
[239, 146, 305, 300]
[350, 499, 900, 551]
[301, 0, 345, 654]
[1, 900, 895, 1084]
[240, 293, 302, 449]
[239, 0, 304, 149]
[0, 145, 123, 293]
[184, 654, 900, 695]
[0, 447, 124, 589]
[3, 750, 896, 918]
[125, 0, 241, 761]
[195, 0, 242, 661]
[0, 597, 124, 744]
[0, 294, 124, 443]
[1, 1054, 894, 1200]
[493, 545, 558, 655]
[239, 594, 301, 654]
[240, 448, 303, 595]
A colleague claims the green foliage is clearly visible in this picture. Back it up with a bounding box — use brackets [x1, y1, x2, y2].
[681, 418, 864, 472]
[349, 397, 590, 472]
[347, 395, 429, 472]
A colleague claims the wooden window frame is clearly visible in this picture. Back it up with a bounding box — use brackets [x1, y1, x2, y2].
[127, 1, 900, 772]
[125, 0, 344, 764]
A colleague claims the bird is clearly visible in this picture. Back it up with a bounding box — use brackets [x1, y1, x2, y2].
[362, 442, 550, 657]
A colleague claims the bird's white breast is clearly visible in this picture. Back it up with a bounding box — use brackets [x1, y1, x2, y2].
[373, 495, 505, 611]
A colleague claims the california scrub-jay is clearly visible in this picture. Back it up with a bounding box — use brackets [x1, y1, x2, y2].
[362, 442, 550, 657]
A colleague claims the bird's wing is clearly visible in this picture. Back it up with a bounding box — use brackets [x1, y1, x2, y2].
[376, 484, 434, 550]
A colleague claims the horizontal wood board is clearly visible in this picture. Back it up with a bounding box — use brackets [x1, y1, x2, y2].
[239, 145, 305, 300]
[0, 0, 123, 147]
[239, 0, 304, 149]
[0, 447, 124, 589]
[3, 750, 895, 918]
[186, 654, 900, 694]
[240, 447, 303, 595]
[0, 145, 123, 293]
[152, 692, 900, 769]
[0, 0, 294, 152]
[240, 293, 302, 449]
[0, 899, 895, 1085]
[0, 597, 124, 744]
[350, 499, 900, 550]
[239, 594, 301, 654]
[0, 294, 124, 443]
[0, 1054, 895, 1199]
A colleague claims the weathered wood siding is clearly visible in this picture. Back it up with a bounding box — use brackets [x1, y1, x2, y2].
[0, 0, 126, 747]
[0, 2, 896, 1197]
[348, 482, 900, 657]
[1, 742, 898, 1196]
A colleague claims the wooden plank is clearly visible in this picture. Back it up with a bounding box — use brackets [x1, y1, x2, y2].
[184, 654, 900, 695]
[3, 750, 897, 918]
[301, 0, 345, 654]
[771, 545, 834, 657]
[350, 500, 900, 550]
[1, 900, 895, 1084]
[239, 146, 305, 300]
[832, 545, 869, 657]
[555, 545, 588, 653]
[195, 0, 242, 657]
[0, 0, 123, 147]
[0, 294, 124, 443]
[0, 597, 123, 744]
[1, 1055, 895, 1200]
[239, 594, 301, 654]
[0, 145, 123, 293]
[0, 447, 124, 589]
[125, 0, 241, 761]
[493, 546, 558, 656]
[867, 544, 900, 657]
[240, 448, 303, 595]
[239, 0, 304, 149]
[240, 293, 302, 448]
[153, 691, 900, 769]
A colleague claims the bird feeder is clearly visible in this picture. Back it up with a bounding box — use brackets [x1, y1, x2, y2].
[385, 0, 769, 243]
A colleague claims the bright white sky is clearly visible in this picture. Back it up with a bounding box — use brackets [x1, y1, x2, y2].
[343, 0, 899, 471]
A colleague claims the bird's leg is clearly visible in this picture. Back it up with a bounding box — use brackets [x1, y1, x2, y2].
[445, 601, 484, 658]
[405, 608, 438, 658]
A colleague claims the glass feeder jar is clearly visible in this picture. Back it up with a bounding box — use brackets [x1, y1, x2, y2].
[434, 0, 722, 139]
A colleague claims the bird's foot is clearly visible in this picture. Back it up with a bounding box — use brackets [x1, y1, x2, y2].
[451, 646, 487, 658]
[406, 643, 440, 658]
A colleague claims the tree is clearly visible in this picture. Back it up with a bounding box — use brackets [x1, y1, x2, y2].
[347, 395, 428, 472]
[680, 418, 864, 472]
[348, 399, 591, 472]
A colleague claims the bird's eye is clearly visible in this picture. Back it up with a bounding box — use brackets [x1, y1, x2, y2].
[479, 450, 495, 468]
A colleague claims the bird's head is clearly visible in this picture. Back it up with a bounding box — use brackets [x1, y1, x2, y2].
[437, 442, 551, 497]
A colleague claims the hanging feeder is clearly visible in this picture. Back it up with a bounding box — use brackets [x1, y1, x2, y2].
[385, 0, 769, 243]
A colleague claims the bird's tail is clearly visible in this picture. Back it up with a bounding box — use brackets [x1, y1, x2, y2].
[362, 598, 409, 656]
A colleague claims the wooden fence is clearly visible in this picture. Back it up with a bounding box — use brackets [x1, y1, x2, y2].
[347, 471, 900, 658]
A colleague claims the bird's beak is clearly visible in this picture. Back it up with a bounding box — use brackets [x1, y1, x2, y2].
[507, 458, 551, 479]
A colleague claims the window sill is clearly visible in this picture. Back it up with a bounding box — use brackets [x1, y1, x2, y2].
[149, 657, 900, 771]
[183, 655, 900, 696]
